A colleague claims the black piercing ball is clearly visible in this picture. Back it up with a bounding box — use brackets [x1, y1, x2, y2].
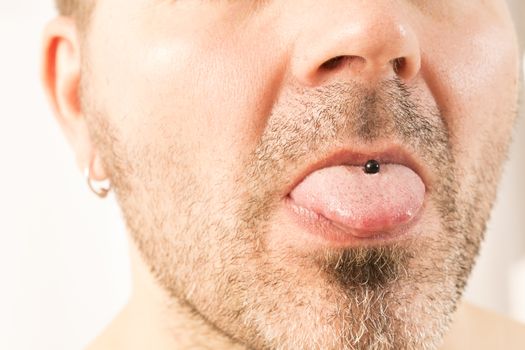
[364, 160, 380, 174]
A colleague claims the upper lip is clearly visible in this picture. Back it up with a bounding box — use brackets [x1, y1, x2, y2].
[283, 142, 430, 198]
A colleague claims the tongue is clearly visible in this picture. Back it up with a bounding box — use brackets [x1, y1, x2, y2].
[289, 164, 425, 235]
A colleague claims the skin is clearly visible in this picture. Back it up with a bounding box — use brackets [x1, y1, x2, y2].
[42, 0, 524, 349]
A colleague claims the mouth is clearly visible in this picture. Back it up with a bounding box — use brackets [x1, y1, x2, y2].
[282, 144, 428, 246]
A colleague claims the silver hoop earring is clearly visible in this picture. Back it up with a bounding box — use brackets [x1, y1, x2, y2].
[84, 167, 112, 198]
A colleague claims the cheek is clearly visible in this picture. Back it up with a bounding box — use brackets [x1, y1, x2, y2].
[86, 11, 287, 190]
[421, 18, 519, 175]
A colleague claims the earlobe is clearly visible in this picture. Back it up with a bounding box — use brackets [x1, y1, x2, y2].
[41, 17, 108, 180]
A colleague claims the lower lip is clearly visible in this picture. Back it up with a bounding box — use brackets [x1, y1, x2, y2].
[283, 196, 421, 247]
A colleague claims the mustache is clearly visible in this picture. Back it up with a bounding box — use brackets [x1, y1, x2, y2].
[243, 78, 453, 197]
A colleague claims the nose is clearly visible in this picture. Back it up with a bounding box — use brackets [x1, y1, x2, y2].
[290, 2, 421, 86]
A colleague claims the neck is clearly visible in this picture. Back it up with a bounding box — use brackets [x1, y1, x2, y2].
[86, 241, 246, 350]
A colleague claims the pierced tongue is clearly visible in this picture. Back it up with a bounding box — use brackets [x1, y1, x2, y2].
[289, 164, 425, 234]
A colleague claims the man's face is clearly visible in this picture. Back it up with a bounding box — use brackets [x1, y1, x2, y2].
[81, 1, 520, 349]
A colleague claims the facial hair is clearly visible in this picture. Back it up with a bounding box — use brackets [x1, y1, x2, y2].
[84, 77, 510, 350]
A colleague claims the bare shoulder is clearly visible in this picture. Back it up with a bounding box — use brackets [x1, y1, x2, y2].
[442, 302, 525, 350]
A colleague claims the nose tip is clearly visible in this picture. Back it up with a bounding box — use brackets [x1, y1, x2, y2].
[291, 11, 422, 86]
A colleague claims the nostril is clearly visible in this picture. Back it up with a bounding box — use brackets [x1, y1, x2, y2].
[320, 56, 346, 71]
[319, 55, 367, 74]
[392, 57, 406, 75]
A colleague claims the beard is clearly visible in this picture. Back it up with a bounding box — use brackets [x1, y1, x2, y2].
[84, 78, 509, 350]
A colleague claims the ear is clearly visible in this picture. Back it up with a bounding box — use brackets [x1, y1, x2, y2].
[41, 17, 107, 181]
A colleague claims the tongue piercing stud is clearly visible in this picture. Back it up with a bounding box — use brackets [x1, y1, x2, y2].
[364, 160, 380, 174]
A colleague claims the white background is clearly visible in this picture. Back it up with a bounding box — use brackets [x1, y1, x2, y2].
[0, 1, 524, 349]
